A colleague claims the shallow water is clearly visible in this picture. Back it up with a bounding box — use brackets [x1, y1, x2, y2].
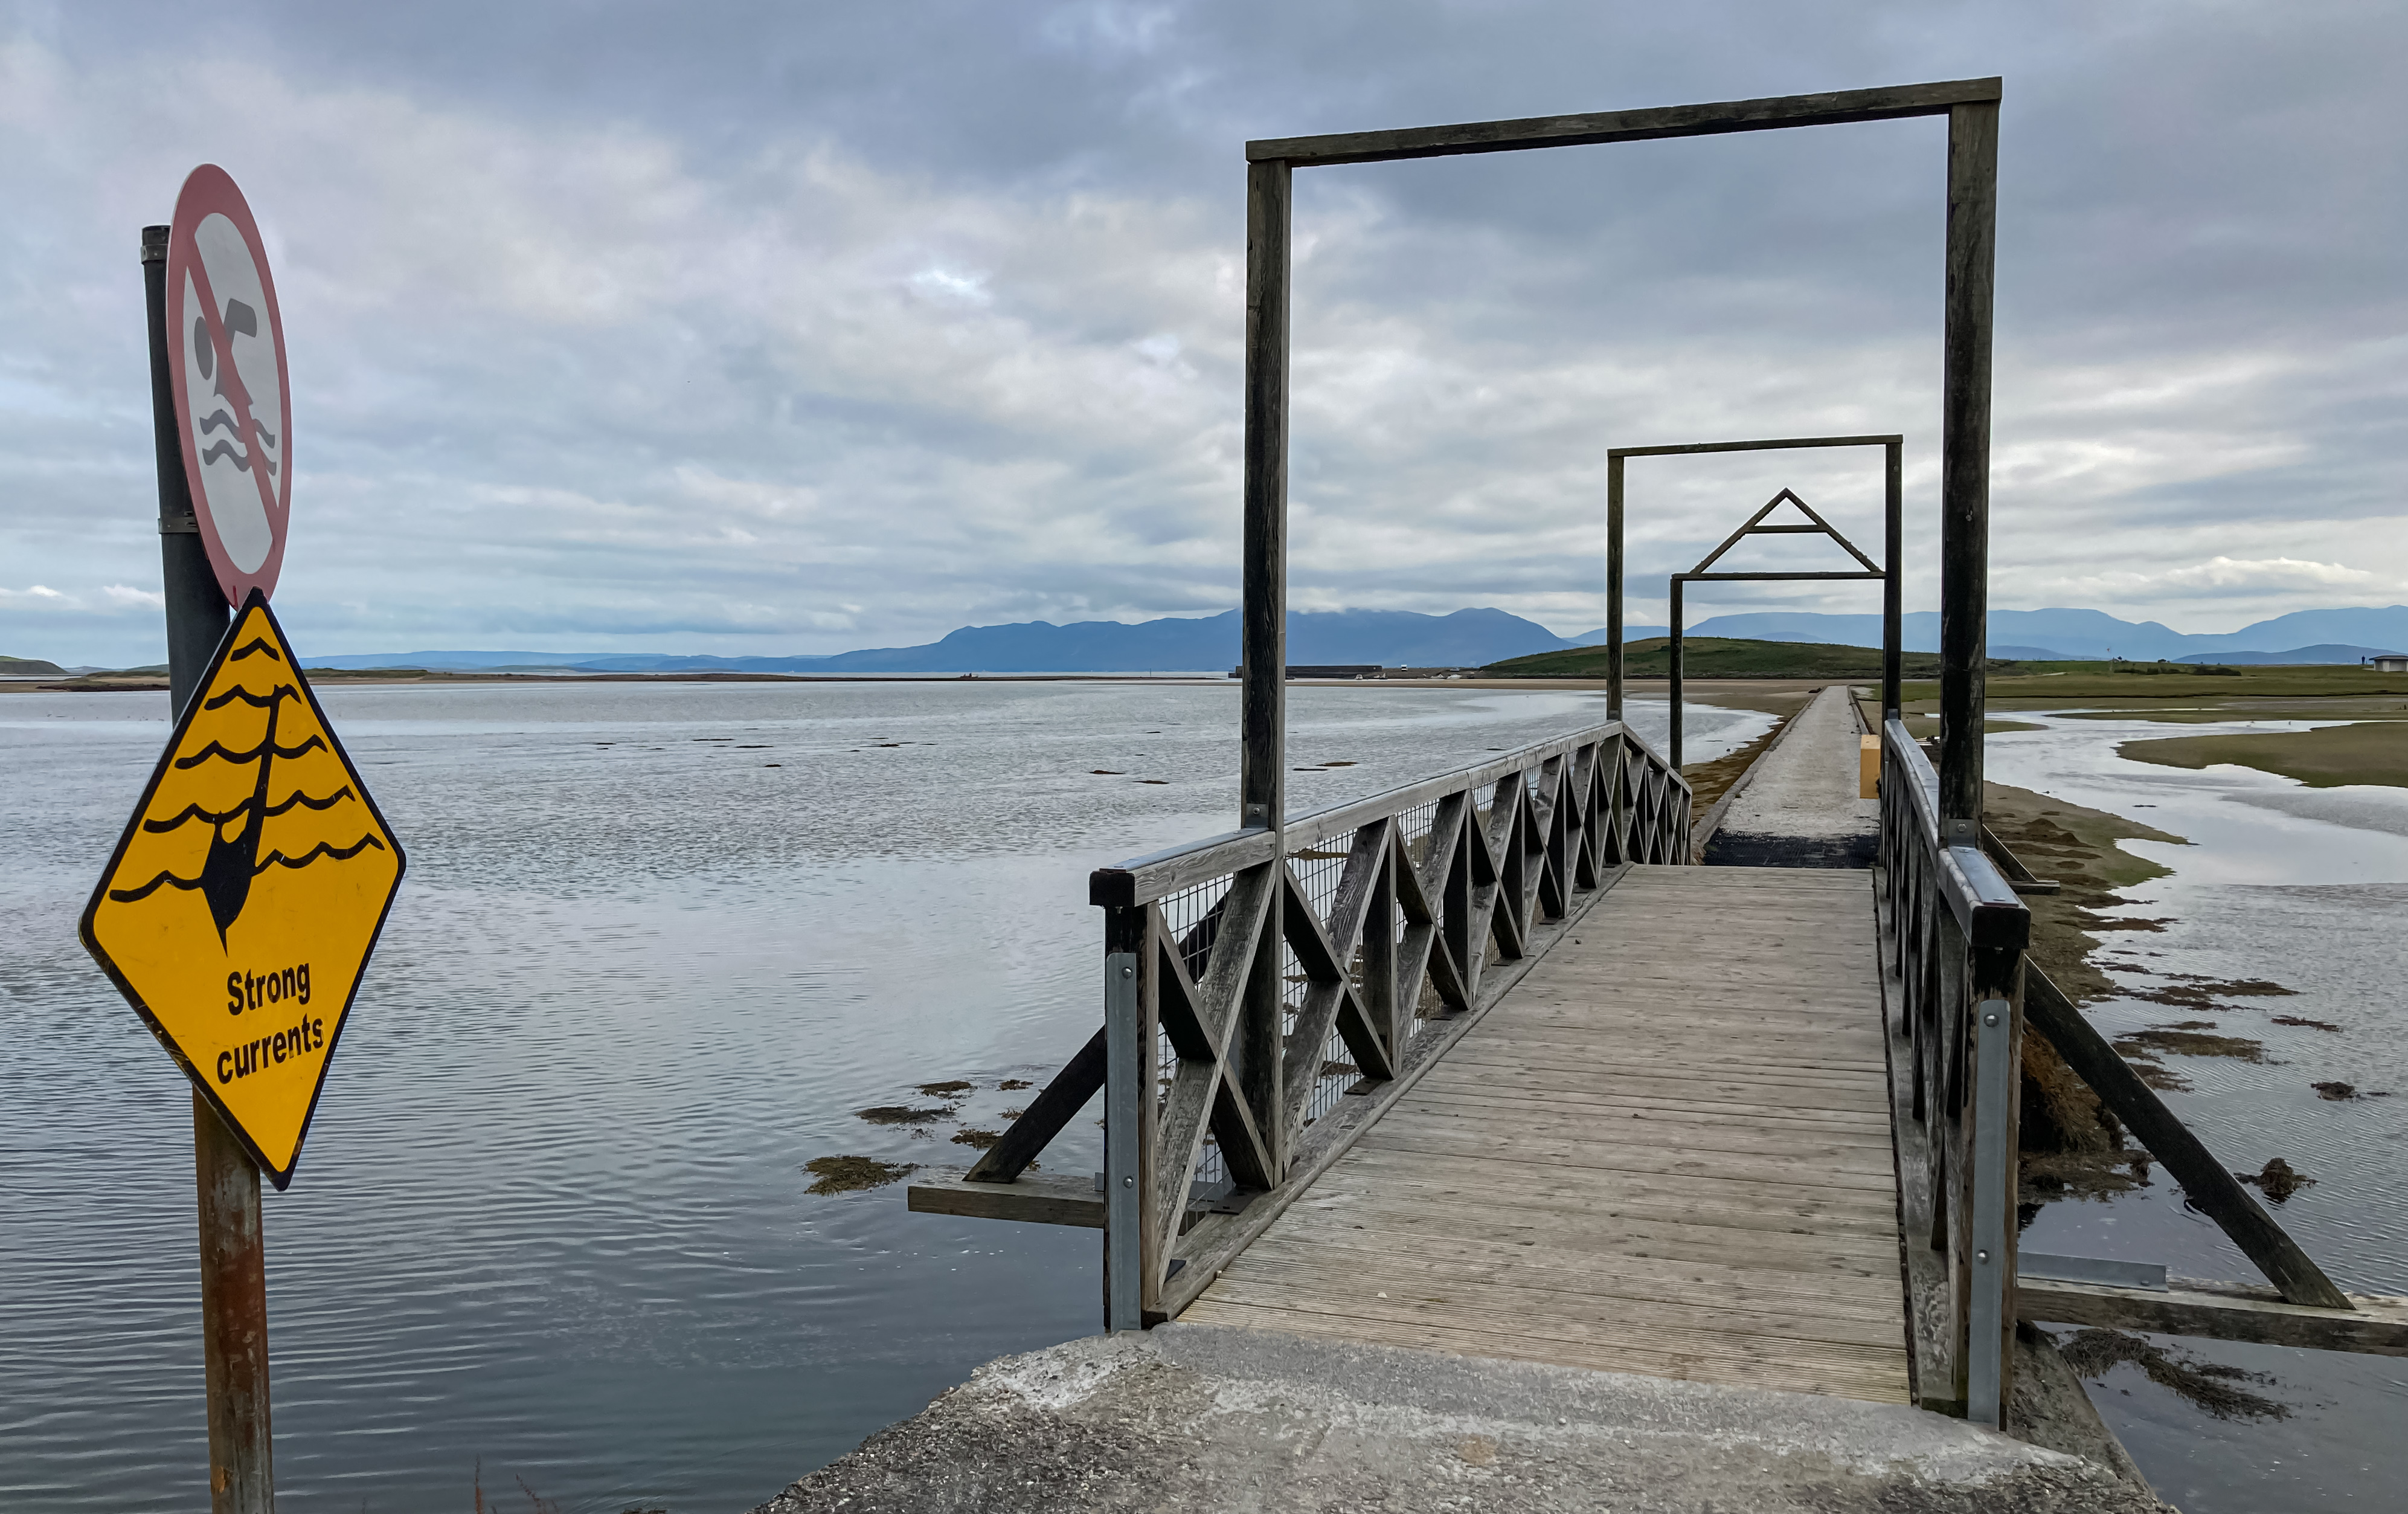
[0, 680, 1758, 1514]
[1994, 715, 2408, 1511]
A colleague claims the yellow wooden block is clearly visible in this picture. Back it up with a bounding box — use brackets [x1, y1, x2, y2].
[1860, 735, 1881, 799]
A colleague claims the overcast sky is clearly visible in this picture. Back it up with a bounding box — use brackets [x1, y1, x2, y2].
[3, 1, 2401, 665]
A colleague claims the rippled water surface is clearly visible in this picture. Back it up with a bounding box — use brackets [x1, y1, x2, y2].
[0, 679, 1752, 1514]
[1994, 715, 2408, 1512]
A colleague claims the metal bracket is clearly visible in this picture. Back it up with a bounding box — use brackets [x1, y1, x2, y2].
[159, 514, 201, 535]
[2020, 1252, 2166, 1292]
[1967, 996, 2014, 1428]
[1103, 950, 1143, 1332]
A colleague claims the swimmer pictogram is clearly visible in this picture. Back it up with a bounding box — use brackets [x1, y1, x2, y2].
[82, 591, 405, 1187]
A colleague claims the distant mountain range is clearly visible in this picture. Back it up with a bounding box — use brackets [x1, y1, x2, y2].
[294, 604, 2408, 675]
[300, 608, 1582, 674]
[1567, 606, 2408, 664]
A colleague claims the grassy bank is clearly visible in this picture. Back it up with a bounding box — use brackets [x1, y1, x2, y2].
[1983, 782, 2188, 1203]
[2120, 720, 2408, 789]
[1902, 664, 2408, 704]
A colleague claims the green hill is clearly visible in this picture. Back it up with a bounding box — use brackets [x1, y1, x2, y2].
[1, 654, 66, 677]
[1486, 637, 1955, 680]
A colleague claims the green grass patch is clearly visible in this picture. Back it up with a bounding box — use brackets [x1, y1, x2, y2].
[1904, 665, 2408, 704]
[2119, 721, 2408, 790]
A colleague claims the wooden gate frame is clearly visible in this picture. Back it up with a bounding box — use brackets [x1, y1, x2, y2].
[1239, 77, 2001, 854]
[1605, 434, 1904, 768]
[1235, 77, 2007, 1420]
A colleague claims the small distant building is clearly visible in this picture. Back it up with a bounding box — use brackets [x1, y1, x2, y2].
[2368, 653, 2408, 673]
[1229, 665, 1385, 680]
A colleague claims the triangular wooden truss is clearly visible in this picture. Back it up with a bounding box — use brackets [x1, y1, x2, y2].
[1681, 488, 1884, 581]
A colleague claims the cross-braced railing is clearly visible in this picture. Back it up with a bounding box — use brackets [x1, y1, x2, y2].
[961, 719, 1688, 1324]
[1876, 718, 2028, 1427]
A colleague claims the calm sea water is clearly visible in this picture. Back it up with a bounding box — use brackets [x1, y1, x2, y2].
[0, 678, 1758, 1514]
[11, 683, 2399, 1512]
[1994, 716, 2408, 1512]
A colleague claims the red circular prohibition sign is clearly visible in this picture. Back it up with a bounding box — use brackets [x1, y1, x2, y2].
[165, 164, 292, 606]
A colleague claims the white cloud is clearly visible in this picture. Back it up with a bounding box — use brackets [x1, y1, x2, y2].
[100, 584, 165, 607]
[2042, 555, 2391, 602]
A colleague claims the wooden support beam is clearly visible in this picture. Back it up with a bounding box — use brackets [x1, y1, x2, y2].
[2020, 1277, 2408, 1356]
[1247, 79, 2000, 166]
[1611, 434, 1904, 459]
[2023, 964, 2351, 1309]
[1606, 453, 1625, 721]
[965, 1026, 1105, 1182]
[911, 1170, 1105, 1229]
[1936, 97, 1998, 842]
[1240, 158, 1290, 835]
[1882, 439, 1903, 718]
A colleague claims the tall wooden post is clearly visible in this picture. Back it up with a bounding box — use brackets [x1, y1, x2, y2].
[1940, 95, 2009, 1428]
[147, 222, 273, 1513]
[1938, 101, 1997, 843]
[1666, 578, 1684, 769]
[1605, 454, 1625, 723]
[1236, 159, 1294, 1181]
[1882, 439, 1904, 720]
[1240, 159, 1291, 837]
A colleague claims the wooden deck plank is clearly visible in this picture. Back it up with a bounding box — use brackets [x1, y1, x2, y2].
[1242, 1225, 1907, 1316]
[1186, 863, 1912, 1403]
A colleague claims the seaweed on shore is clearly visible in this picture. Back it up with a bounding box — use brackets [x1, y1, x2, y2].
[2020, 1032, 2153, 1206]
[2235, 1157, 2315, 1202]
[2114, 1025, 2267, 1063]
[2054, 1327, 2289, 1421]
[856, 1105, 952, 1126]
[804, 1156, 919, 1195]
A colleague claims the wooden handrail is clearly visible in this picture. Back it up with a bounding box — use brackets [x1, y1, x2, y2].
[927, 724, 1693, 1332]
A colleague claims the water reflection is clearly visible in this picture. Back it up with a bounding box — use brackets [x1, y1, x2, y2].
[1991, 714, 2408, 1512]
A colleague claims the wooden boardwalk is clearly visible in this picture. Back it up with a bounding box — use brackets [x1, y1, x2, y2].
[1181, 863, 1912, 1403]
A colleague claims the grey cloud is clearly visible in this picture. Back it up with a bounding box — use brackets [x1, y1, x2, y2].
[3, 1, 2403, 666]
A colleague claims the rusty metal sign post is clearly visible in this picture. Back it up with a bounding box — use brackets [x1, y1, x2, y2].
[91, 166, 406, 1514]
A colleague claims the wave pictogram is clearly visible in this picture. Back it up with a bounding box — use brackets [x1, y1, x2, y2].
[254, 836, 389, 872]
[108, 834, 389, 904]
[140, 785, 358, 833]
[121, 674, 371, 941]
[173, 733, 327, 768]
[196, 408, 278, 449]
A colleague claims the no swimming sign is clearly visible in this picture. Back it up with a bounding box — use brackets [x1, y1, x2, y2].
[164, 165, 291, 608]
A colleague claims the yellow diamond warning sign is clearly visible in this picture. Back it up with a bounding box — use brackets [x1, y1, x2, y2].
[82, 591, 404, 1187]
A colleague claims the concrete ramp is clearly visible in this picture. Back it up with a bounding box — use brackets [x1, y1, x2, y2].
[750, 1324, 2167, 1513]
[1702, 685, 1880, 868]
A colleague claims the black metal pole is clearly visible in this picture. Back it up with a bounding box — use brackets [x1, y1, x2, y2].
[146, 226, 229, 712]
[147, 222, 273, 1514]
